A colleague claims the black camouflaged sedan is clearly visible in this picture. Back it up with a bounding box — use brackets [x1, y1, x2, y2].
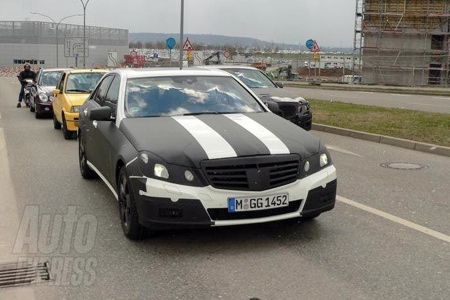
[78, 68, 336, 239]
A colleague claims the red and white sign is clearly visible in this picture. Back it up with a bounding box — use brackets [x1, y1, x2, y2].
[311, 40, 321, 52]
[182, 38, 194, 51]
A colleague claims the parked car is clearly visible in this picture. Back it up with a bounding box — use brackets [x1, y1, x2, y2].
[52, 69, 107, 139]
[30, 68, 68, 118]
[199, 65, 312, 130]
[78, 68, 337, 239]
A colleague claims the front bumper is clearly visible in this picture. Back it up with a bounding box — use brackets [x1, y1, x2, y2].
[129, 165, 337, 230]
[36, 101, 53, 115]
[64, 111, 80, 131]
[290, 112, 312, 131]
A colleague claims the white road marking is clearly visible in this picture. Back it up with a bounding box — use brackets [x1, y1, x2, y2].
[337, 195, 450, 244]
[389, 94, 411, 97]
[411, 102, 450, 108]
[432, 97, 450, 100]
[326, 145, 363, 157]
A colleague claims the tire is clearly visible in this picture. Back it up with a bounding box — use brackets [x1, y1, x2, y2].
[53, 113, 61, 129]
[78, 132, 98, 179]
[62, 114, 77, 140]
[118, 167, 148, 240]
[30, 100, 35, 112]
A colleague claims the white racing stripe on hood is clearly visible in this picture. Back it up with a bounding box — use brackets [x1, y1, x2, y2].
[225, 114, 290, 154]
[172, 116, 237, 159]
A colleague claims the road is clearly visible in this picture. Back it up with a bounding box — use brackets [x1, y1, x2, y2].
[285, 86, 450, 114]
[1, 77, 450, 299]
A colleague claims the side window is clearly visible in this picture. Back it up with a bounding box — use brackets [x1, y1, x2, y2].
[105, 76, 120, 116]
[93, 75, 114, 106]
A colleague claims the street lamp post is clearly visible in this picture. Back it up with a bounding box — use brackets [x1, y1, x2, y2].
[79, 0, 91, 68]
[31, 12, 82, 67]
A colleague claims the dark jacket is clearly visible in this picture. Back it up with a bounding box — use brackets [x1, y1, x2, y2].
[18, 69, 36, 86]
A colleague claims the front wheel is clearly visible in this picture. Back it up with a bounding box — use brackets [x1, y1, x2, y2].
[118, 167, 148, 240]
[30, 100, 35, 112]
[53, 113, 61, 129]
[78, 132, 98, 179]
[62, 115, 77, 140]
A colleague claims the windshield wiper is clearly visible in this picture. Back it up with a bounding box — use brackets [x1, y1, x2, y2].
[181, 112, 238, 116]
[66, 89, 91, 93]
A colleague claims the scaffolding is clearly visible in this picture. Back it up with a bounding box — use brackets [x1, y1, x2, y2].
[356, 0, 450, 86]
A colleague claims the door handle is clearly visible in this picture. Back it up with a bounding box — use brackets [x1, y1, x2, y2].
[92, 120, 98, 128]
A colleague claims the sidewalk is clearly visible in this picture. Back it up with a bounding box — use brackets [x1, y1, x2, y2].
[282, 80, 450, 96]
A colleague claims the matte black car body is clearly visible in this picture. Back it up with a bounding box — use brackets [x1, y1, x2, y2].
[78, 69, 336, 239]
[199, 65, 313, 130]
[31, 68, 68, 118]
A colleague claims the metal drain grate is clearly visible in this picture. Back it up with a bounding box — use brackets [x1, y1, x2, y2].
[0, 261, 51, 288]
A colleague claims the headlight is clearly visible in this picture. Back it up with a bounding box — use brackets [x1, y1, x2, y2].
[301, 143, 332, 177]
[298, 102, 309, 113]
[137, 151, 205, 186]
[154, 164, 169, 179]
[49, 95, 55, 102]
[70, 106, 81, 113]
[39, 93, 49, 102]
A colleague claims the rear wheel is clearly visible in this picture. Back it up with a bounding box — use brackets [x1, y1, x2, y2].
[78, 132, 98, 179]
[53, 113, 61, 129]
[118, 167, 148, 240]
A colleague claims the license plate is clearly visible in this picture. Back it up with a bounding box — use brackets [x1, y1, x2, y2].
[228, 193, 289, 212]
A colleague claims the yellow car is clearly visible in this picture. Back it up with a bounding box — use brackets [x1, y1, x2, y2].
[52, 69, 108, 139]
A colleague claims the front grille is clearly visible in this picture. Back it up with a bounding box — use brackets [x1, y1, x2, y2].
[277, 102, 298, 119]
[208, 200, 302, 220]
[201, 155, 300, 191]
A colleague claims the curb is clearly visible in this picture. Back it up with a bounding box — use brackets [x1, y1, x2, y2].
[312, 123, 450, 157]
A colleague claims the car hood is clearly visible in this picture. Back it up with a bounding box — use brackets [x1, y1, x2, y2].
[38, 85, 56, 95]
[252, 88, 307, 103]
[119, 112, 320, 168]
[65, 93, 90, 106]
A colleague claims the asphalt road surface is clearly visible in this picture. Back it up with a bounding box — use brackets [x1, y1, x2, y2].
[1, 77, 450, 299]
[285, 86, 450, 114]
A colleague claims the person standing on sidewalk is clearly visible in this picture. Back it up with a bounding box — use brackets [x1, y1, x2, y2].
[16, 63, 36, 108]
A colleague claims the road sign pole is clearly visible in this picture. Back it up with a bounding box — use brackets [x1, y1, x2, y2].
[179, 0, 184, 70]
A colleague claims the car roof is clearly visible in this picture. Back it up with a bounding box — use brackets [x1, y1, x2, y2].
[65, 69, 109, 74]
[108, 68, 233, 79]
[197, 65, 260, 71]
[39, 68, 71, 72]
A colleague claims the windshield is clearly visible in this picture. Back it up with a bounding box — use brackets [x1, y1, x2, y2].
[40, 71, 63, 87]
[222, 68, 277, 88]
[124, 76, 264, 118]
[66, 73, 104, 93]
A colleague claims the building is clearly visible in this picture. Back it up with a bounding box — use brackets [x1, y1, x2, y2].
[355, 0, 450, 86]
[0, 21, 128, 69]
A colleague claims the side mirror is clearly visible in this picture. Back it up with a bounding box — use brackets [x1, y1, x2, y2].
[264, 101, 282, 116]
[275, 82, 284, 88]
[53, 89, 60, 95]
[89, 106, 112, 121]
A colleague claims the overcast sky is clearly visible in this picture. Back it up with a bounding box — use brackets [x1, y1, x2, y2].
[1, 0, 356, 47]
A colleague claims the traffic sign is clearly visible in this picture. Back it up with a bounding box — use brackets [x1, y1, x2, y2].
[64, 37, 89, 57]
[311, 40, 321, 53]
[223, 50, 230, 58]
[166, 37, 176, 50]
[182, 38, 194, 51]
[306, 39, 314, 50]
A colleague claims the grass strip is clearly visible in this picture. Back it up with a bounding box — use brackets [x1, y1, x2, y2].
[309, 99, 450, 147]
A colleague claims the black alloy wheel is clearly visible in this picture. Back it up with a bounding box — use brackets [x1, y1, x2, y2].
[78, 132, 98, 179]
[118, 167, 148, 240]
